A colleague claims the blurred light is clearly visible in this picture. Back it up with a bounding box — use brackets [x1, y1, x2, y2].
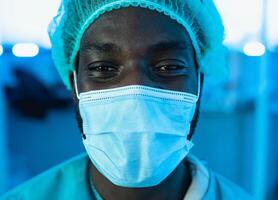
[0, 0, 61, 48]
[243, 42, 266, 56]
[0, 45, 3, 56]
[0, 0, 277, 49]
[12, 43, 39, 57]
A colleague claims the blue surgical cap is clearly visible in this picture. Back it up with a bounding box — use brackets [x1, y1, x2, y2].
[48, 0, 226, 89]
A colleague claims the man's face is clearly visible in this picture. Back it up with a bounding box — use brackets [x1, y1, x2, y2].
[71, 7, 200, 137]
[75, 7, 198, 94]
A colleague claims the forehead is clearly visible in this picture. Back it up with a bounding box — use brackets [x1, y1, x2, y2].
[80, 7, 193, 51]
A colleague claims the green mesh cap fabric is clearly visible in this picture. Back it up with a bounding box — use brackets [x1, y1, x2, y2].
[48, 0, 225, 89]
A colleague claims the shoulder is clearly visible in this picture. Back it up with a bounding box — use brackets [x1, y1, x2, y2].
[204, 171, 254, 200]
[1, 154, 90, 200]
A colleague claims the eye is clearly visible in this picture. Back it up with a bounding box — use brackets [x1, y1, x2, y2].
[86, 62, 121, 81]
[154, 64, 185, 72]
[152, 59, 191, 77]
[88, 65, 118, 72]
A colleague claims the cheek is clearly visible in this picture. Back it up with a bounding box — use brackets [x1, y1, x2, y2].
[77, 68, 93, 93]
[160, 74, 197, 94]
[186, 68, 198, 95]
[184, 74, 198, 95]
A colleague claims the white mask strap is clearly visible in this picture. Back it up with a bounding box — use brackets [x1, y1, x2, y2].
[73, 70, 80, 100]
[197, 72, 201, 100]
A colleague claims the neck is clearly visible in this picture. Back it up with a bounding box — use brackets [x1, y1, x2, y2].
[89, 161, 192, 200]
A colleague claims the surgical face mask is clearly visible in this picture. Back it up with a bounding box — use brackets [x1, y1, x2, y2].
[74, 71, 200, 187]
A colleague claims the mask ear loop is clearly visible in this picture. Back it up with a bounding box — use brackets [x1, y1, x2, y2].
[73, 70, 87, 139]
[193, 71, 201, 103]
[188, 71, 201, 142]
[196, 71, 201, 100]
[73, 70, 80, 100]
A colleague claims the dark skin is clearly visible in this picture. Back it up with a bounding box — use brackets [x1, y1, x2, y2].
[69, 7, 203, 200]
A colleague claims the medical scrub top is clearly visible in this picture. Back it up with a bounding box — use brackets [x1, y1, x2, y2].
[1, 154, 253, 200]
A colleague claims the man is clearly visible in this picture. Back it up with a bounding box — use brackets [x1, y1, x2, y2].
[2, 0, 253, 199]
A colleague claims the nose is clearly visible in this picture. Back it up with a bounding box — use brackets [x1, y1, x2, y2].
[123, 59, 160, 88]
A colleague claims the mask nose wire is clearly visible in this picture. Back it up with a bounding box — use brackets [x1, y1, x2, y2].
[73, 70, 80, 100]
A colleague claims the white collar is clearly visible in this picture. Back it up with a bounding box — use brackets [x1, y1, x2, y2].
[183, 154, 210, 200]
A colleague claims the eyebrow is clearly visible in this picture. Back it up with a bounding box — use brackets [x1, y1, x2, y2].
[81, 40, 190, 54]
[81, 42, 122, 53]
[148, 40, 189, 53]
